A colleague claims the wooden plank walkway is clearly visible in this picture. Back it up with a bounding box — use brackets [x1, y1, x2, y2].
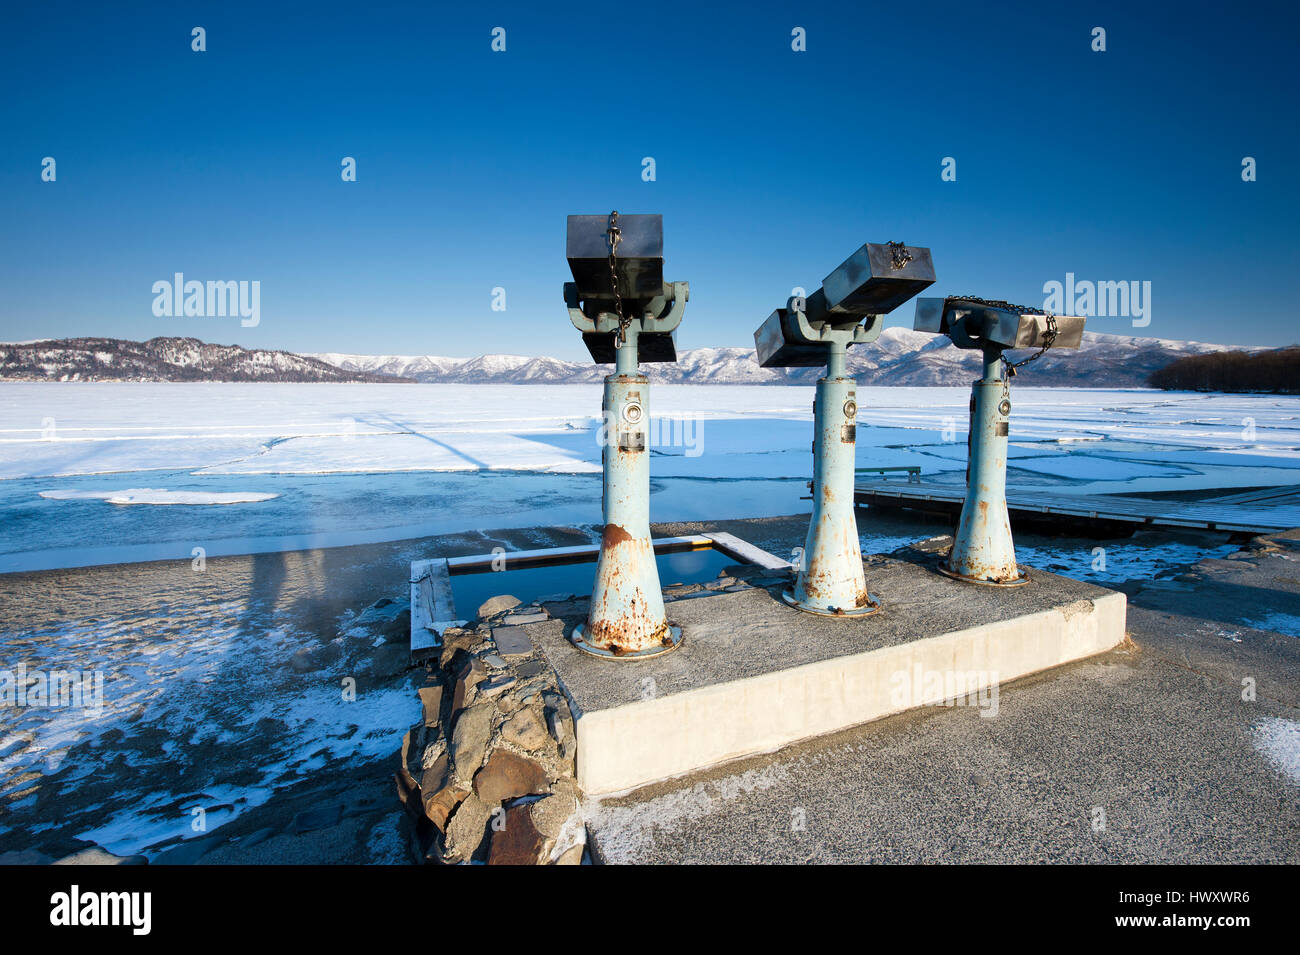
[703, 531, 793, 570]
[854, 479, 1300, 534]
[1198, 485, 1300, 507]
[409, 557, 465, 661]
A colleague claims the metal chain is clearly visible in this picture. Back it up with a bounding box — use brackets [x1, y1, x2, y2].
[886, 241, 912, 270]
[1003, 313, 1058, 377]
[606, 210, 632, 349]
[946, 296, 1057, 379]
[946, 295, 1038, 314]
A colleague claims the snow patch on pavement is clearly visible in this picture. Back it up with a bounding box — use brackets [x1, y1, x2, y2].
[584, 763, 791, 864]
[1242, 612, 1300, 638]
[1254, 718, 1300, 786]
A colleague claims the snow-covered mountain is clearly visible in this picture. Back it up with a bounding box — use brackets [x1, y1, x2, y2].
[312, 328, 1247, 388]
[0, 337, 410, 383]
[0, 330, 1247, 386]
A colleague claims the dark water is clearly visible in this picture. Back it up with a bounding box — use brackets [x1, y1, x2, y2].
[450, 547, 740, 614]
[0, 469, 810, 573]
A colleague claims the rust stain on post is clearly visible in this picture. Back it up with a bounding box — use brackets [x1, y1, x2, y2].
[602, 523, 634, 547]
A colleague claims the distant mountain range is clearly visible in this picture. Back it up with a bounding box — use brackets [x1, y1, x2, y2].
[0, 337, 408, 383]
[0, 330, 1248, 386]
[312, 329, 1247, 388]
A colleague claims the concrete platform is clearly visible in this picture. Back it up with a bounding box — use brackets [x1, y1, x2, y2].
[581, 642, 1300, 864]
[533, 552, 1127, 795]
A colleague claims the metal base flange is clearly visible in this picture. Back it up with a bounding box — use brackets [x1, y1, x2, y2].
[937, 563, 1030, 588]
[570, 623, 684, 660]
[781, 590, 882, 617]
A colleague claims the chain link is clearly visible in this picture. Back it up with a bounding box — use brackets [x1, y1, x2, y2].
[946, 296, 1058, 378]
[1003, 313, 1058, 377]
[946, 295, 1038, 314]
[606, 210, 632, 349]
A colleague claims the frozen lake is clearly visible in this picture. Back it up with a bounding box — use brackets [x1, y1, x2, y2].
[2, 382, 1300, 572]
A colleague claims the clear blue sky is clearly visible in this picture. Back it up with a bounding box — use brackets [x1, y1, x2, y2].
[1, 0, 1296, 361]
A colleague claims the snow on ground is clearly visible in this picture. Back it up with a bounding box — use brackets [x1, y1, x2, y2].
[1241, 612, 1300, 639]
[1, 383, 1299, 571]
[0, 589, 419, 857]
[1253, 718, 1300, 787]
[583, 762, 793, 864]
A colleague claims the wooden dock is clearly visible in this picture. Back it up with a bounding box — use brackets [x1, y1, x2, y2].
[854, 479, 1300, 535]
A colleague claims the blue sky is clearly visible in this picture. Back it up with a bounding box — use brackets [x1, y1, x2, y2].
[1, 0, 1296, 361]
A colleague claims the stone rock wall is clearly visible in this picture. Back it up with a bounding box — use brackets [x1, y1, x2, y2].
[396, 597, 585, 865]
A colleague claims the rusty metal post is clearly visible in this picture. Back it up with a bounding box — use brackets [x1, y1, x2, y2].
[564, 213, 688, 659]
[941, 343, 1027, 586]
[573, 325, 682, 656]
[788, 342, 878, 615]
[753, 243, 936, 616]
[912, 295, 1086, 586]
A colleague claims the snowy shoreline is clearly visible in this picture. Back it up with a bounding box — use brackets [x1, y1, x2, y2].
[0, 512, 1257, 863]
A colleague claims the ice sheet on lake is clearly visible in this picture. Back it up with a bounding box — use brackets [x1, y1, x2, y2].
[0, 436, 268, 481]
[2, 383, 1299, 570]
[202, 431, 605, 475]
[3, 384, 1299, 485]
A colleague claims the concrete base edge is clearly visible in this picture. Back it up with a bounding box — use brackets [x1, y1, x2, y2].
[575, 591, 1127, 795]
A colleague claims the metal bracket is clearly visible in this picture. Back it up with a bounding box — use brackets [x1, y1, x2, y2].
[567, 280, 689, 364]
[754, 296, 883, 368]
[566, 280, 688, 335]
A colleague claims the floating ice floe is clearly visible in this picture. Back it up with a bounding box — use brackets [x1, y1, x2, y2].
[39, 489, 278, 506]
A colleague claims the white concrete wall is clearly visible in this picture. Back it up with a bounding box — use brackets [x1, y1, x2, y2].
[576, 591, 1127, 795]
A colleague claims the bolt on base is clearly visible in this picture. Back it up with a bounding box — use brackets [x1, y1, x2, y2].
[781, 590, 881, 616]
[937, 564, 1029, 588]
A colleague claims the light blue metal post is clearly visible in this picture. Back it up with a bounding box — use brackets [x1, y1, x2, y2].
[912, 294, 1088, 585]
[575, 326, 680, 656]
[788, 340, 878, 615]
[941, 343, 1027, 586]
[565, 276, 690, 659]
[755, 243, 936, 615]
